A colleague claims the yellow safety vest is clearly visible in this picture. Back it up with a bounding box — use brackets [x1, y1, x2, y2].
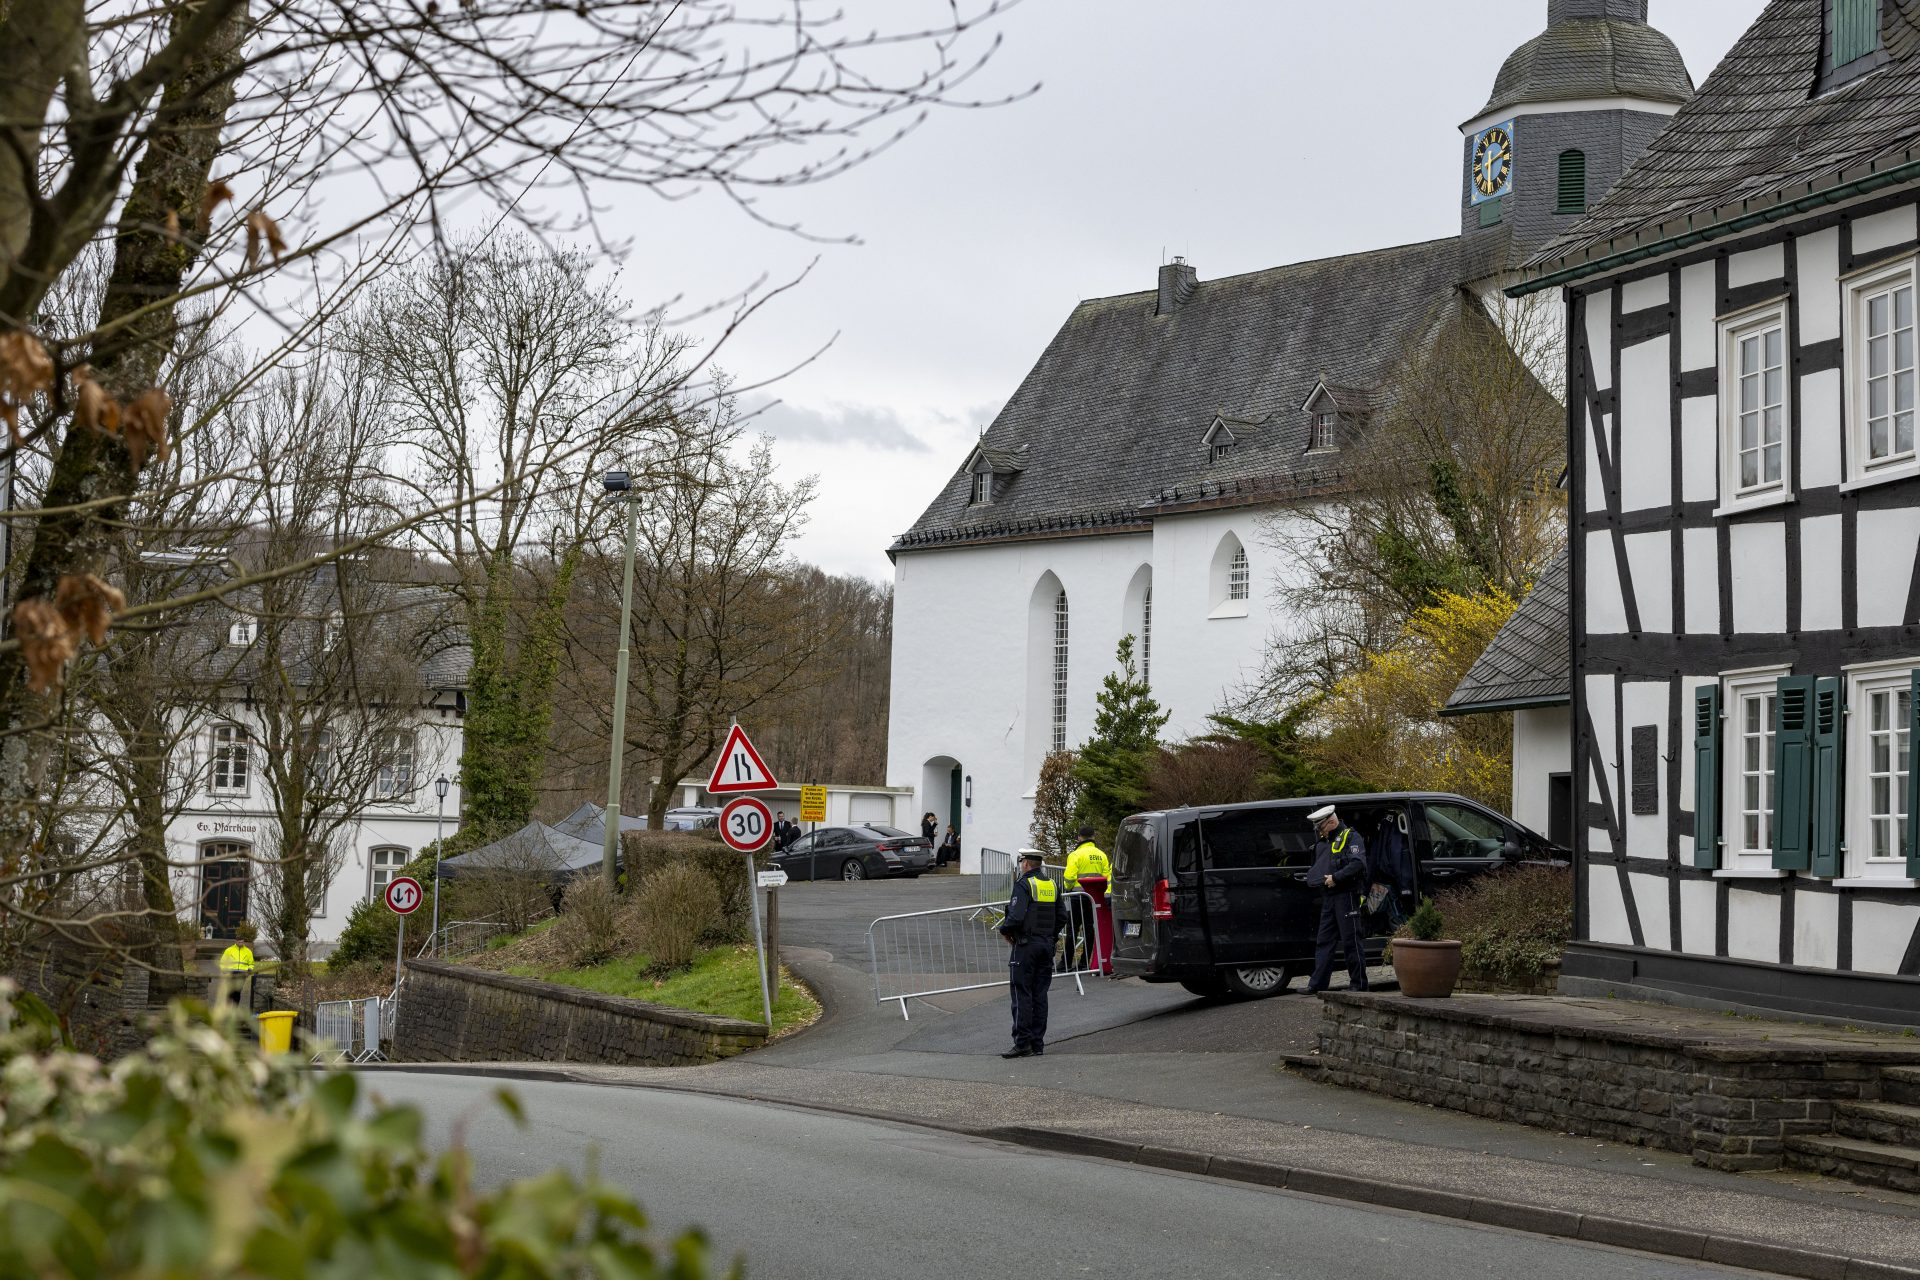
[1064, 841, 1111, 887]
[219, 943, 255, 973]
[1028, 875, 1058, 904]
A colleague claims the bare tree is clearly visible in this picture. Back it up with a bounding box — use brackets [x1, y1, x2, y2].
[1254, 293, 1565, 706]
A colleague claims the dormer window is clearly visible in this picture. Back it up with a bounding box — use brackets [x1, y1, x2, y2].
[971, 471, 994, 505]
[1211, 439, 1234, 463]
[1310, 411, 1338, 452]
[1820, 0, 1885, 90]
[228, 619, 254, 647]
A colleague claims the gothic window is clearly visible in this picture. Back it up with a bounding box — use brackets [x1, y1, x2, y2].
[1141, 587, 1152, 685]
[1051, 591, 1069, 753]
[1228, 547, 1250, 601]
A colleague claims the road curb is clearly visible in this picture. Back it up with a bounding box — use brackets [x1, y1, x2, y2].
[358, 1064, 1920, 1280]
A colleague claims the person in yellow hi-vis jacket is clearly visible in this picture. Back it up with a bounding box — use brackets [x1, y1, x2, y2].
[1062, 824, 1113, 972]
[218, 921, 257, 1013]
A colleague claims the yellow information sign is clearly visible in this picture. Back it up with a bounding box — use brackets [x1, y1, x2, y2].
[798, 785, 827, 824]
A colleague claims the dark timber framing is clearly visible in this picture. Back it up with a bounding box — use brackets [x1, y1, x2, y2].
[1564, 184, 1920, 1020]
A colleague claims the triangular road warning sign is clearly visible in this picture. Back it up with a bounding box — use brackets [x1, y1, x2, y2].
[707, 724, 779, 793]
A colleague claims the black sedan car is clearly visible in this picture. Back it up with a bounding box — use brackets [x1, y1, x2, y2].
[773, 825, 934, 881]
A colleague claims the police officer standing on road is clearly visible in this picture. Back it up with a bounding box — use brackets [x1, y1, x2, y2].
[999, 848, 1064, 1058]
[1304, 804, 1371, 995]
[1062, 824, 1111, 970]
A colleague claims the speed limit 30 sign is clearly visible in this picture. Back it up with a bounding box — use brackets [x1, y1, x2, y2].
[719, 796, 773, 852]
[385, 875, 424, 915]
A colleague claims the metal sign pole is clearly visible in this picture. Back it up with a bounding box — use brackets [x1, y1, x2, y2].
[746, 851, 772, 1029]
[395, 913, 405, 983]
[765, 886, 780, 1013]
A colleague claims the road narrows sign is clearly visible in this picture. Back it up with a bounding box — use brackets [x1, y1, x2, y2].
[719, 795, 774, 852]
[385, 876, 424, 915]
[707, 724, 779, 793]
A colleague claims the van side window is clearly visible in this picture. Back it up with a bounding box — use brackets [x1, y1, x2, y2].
[1200, 807, 1316, 870]
[1421, 801, 1508, 857]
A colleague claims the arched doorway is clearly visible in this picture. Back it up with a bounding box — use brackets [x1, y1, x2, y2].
[921, 754, 962, 854]
[198, 840, 251, 938]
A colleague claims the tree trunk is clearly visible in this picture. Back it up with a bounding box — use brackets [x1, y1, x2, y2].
[0, 0, 249, 962]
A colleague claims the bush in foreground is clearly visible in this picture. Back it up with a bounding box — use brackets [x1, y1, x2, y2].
[0, 981, 732, 1279]
[621, 830, 762, 941]
[1433, 864, 1573, 985]
[630, 863, 721, 972]
[556, 873, 624, 968]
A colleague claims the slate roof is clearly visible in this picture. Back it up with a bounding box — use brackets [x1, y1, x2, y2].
[1524, 0, 1920, 281]
[1442, 550, 1571, 715]
[197, 570, 468, 693]
[1477, 15, 1693, 119]
[892, 238, 1469, 553]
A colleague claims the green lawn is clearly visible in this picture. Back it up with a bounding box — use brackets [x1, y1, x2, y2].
[506, 943, 818, 1035]
[488, 916, 556, 949]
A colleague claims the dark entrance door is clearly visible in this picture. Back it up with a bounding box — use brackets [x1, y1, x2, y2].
[1547, 773, 1574, 850]
[199, 842, 250, 938]
[948, 765, 963, 837]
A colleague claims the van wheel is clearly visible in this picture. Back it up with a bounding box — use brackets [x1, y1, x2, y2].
[1178, 975, 1230, 999]
[1222, 966, 1290, 999]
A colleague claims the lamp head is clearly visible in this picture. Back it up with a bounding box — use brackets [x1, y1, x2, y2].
[435, 774, 450, 800]
[603, 469, 631, 493]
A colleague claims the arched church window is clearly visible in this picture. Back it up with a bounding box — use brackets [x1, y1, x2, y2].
[1051, 590, 1069, 753]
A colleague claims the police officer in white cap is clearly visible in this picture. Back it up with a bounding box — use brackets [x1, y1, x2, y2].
[1304, 804, 1370, 995]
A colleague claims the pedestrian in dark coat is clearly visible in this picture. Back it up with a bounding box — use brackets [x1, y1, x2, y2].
[998, 849, 1064, 1058]
[921, 811, 939, 845]
[937, 824, 960, 867]
[1304, 804, 1371, 994]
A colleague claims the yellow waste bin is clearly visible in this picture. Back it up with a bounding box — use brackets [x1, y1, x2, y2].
[256, 1011, 297, 1055]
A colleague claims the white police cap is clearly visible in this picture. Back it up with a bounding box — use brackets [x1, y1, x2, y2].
[1307, 804, 1338, 824]
[1016, 848, 1045, 861]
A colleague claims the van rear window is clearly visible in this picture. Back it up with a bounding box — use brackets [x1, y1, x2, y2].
[1114, 821, 1155, 880]
[1201, 807, 1316, 870]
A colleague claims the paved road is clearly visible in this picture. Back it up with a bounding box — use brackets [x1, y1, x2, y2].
[369, 1073, 1769, 1280]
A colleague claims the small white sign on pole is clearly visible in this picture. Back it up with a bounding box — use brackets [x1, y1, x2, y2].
[757, 868, 789, 888]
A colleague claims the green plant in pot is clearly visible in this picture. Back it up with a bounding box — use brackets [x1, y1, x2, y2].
[1391, 897, 1463, 998]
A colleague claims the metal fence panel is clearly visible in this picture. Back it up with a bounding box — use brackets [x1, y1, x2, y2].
[867, 890, 1106, 1019]
[313, 1000, 358, 1063]
[978, 848, 1069, 904]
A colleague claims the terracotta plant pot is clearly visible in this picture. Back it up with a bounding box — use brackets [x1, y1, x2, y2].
[1391, 938, 1463, 998]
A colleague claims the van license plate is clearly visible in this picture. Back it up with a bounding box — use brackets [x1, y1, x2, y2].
[1123, 922, 1141, 937]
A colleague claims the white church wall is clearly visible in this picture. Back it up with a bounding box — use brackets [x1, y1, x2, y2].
[885, 506, 1303, 872]
[1511, 705, 1570, 838]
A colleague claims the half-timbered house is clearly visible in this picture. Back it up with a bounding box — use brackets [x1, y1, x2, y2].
[1514, 0, 1920, 1021]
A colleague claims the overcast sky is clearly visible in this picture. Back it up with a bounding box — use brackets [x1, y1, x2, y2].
[623, 0, 1769, 584]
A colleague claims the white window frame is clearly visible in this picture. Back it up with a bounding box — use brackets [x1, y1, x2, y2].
[1309, 409, 1338, 452]
[375, 729, 416, 800]
[209, 723, 250, 798]
[970, 470, 993, 505]
[1227, 547, 1250, 601]
[1140, 586, 1152, 686]
[1842, 657, 1918, 884]
[1715, 301, 1794, 516]
[228, 619, 254, 647]
[1842, 255, 1920, 489]
[1210, 438, 1234, 463]
[1722, 667, 1789, 872]
[368, 845, 410, 901]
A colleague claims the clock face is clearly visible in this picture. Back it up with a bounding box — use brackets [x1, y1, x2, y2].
[1471, 122, 1514, 203]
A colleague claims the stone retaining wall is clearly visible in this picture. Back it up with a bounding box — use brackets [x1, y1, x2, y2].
[1306, 993, 1920, 1172]
[393, 959, 767, 1067]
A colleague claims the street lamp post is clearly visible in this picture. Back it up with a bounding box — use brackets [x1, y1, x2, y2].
[602, 470, 641, 884]
[431, 774, 450, 956]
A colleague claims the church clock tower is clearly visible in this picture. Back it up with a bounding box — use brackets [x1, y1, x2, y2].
[1460, 0, 1694, 283]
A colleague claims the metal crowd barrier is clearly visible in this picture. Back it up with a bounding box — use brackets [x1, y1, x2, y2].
[977, 847, 1069, 905]
[310, 984, 400, 1064]
[867, 890, 1106, 1019]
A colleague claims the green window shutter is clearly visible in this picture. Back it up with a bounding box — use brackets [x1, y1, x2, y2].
[1810, 676, 1845, 877]
[1478, 197, 1503, 228]
[1834, 0, 1880, 67]
[1557, 150, 1587, 214]
[1907, 670, 1920, 878]
[1773, 676, 1815, 871]
[1693, 684, 1722, 869]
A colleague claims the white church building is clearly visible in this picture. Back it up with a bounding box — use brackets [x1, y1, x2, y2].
[885, 0, 1699, 869]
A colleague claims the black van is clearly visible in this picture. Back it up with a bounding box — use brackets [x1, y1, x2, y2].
[1107, 792, 1562, 999]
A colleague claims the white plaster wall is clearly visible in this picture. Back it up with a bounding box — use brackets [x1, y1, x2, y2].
[1679, 878, 1717, 955]
[1851, 205, 1917, 256]
[1725, 886, 1781, 964]
[886, 508, 1300, 872]
[1855, 507, 1920, 628]
[1618, 337, 1672, 515]
[1727, 243, 1785, 288]
[1511, 705, 1570, 837]
[1586, 864, 1632, 946]
[1629, 871, 1670, 948]
[1852, 899, 1920, 974]
[1793, 889, 1840, 971]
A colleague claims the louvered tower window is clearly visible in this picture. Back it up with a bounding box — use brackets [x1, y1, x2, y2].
[1834, 0, 1880, 66]
[1556, 150, 1587, 214]
[1051, 591, 1069, 753]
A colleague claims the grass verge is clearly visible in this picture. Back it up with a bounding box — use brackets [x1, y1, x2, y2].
[506, 942, 819, 1037]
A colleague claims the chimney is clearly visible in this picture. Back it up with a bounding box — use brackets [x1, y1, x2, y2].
[1156, 257, 1198, 316]
[1547, 0, 1647, 23]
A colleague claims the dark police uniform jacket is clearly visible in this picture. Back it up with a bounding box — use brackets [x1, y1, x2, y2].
[1000, 869, 1064, 949]
[1308, 825, 1368, 910]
